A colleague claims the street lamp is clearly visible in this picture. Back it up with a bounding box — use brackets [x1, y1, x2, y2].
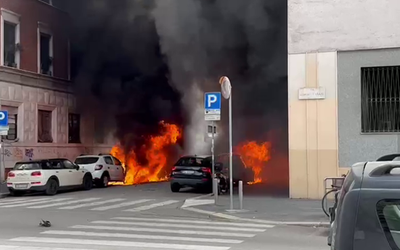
[219, 76, 233, 211]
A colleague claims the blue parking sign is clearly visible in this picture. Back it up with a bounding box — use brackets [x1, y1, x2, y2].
[0, 111, 8, 126]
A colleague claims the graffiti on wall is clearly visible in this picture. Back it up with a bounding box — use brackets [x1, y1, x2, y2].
[25, 148, 34, 161]
[13, 148, 23, 161]
[4, 149, 12, 157]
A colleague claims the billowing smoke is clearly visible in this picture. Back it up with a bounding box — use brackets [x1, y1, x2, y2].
[151, 0, 288, 154]
[60, 0, 287, 166]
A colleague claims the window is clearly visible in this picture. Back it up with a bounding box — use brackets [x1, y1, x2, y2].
[1, 9, 20, 68]
[361, 66, 400, 133]
[4, 22, 17, 67]
[176, 157, 210, 167]
[39, 32, 53, 76]
[38, 110, 53, 143]
[1, 106, 18, 140]
[104, 156, 113, 165]
[377, 200, 400, 250]
[48, 160, 62, 169]
[63, 160, 75, 169]
[113, 157, 122, 166]
[75, 157, 99, 165]
[13, 162, 41, 170]
[68, 113, 80, 143]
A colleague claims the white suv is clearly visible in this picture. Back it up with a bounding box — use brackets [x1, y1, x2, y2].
[74, 154, 125, 187]
[7, 158, 93, 196]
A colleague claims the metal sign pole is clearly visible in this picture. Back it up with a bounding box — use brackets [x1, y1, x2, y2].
[220, 76, 233, 211]
[229, 92, 233, 210]
[211, 122, 215, 198]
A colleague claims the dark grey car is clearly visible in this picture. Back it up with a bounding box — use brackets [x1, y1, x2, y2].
[170, 155, 213, 193]
[329, 161, 400, 250]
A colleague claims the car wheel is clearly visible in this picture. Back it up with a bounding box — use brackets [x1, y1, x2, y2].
[45, 179, 59, 196]
[97, 174, 109, 188]
[171, 183, 180, 193]
[9, 190, 24, 197]
[82, 175, 93, 191]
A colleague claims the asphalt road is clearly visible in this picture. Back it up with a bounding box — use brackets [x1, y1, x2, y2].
[0, 182, 328, 250]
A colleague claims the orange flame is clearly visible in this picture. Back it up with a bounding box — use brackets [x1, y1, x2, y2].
[236, 141, 271, 184]
[110, 121, 181, 185]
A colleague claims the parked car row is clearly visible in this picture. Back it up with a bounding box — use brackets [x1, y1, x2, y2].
[6, 154, 125, 196]
[328, 154, 400, 250]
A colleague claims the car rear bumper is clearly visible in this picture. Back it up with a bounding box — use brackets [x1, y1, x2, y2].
[7, 184, 47, 192]
[170, 177, 212, 188]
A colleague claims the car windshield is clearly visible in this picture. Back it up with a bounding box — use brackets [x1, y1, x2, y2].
[75, 157, 99, 165]
[13, 162, 42, 170]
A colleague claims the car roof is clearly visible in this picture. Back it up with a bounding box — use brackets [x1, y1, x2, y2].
[15, 158, 70, 164]
[348, 161, 400, 189]
[77, 155, 102, 157]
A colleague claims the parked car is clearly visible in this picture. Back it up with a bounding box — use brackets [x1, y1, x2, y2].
[74, 154, 125, 187]
[328, 160, 400, 250]
[170, 155, 223, 193]
[7, 158, 93, 196]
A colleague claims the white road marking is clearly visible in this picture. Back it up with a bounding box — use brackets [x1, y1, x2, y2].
[0, 198, 52, 206]
[28, 198, 101, 209]
[92, 220, 266, 232]
[59, 198, 126, 210]
[71, 225, 255, 238]
[112, 217, 274, 228]
[90, 199, 152, 211]
[42, 230, 243, 244]
[182, 199, 215, 208]
[9, 237, 231, 250]
[0, 246, 91, 250]
[123, 200, 179, 212]
[0, 198, 73, 208]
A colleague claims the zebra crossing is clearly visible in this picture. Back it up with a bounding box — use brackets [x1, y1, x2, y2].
[0, 216, 275, 249]
[0, 196, 180, 212]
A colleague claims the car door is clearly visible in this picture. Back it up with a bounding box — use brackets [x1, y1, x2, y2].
[48, 159, 70, 187]
[112, 156, 125, 181]
[353, 164, 400, 250]
[103, 156, 116, 180]
[63, 159, 83, 186]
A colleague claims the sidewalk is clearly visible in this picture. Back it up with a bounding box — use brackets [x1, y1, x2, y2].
[182, 194, 329, 226]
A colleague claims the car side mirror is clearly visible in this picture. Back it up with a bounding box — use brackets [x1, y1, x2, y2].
[75, 164, 80, 170]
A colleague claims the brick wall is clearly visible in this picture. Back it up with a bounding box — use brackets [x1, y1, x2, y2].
[0, 0, 70, 79]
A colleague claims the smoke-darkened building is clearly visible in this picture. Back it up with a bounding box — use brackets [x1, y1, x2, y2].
[0, 0, 111, 180]
[288, 0, 400, 199]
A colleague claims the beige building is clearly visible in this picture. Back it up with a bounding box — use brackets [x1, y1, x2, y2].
[288, 0, 400, 199]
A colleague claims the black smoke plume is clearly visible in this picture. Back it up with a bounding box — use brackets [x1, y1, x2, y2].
[60, 0, 287, 169]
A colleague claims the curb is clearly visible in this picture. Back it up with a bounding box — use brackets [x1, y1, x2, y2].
[181, 201, 330, 228]
[0, 193, 8, 198]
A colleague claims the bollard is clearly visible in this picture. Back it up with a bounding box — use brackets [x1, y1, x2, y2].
[239, 180, 243, 210]
[213, 178, 219, 204]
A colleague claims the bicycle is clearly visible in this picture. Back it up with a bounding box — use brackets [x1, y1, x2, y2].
[322, 175, 346, 219]
[321, 186, 340, 217]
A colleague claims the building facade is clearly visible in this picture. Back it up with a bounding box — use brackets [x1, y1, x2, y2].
[0, 0, 114, 181]
[288, 0, 400, 198]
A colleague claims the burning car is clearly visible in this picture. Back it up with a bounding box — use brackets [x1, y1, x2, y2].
[216, 153, 253, 185]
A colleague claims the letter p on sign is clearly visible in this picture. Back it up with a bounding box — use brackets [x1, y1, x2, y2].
[207, 94, 217, 108]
